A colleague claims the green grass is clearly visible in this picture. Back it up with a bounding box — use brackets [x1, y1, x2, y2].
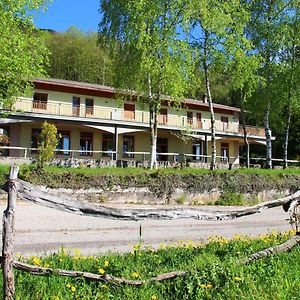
[34, 165, 300, 176]
[3, 230, 300, 300]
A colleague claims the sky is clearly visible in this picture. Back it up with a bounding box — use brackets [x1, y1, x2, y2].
[33, 0, 100, 32]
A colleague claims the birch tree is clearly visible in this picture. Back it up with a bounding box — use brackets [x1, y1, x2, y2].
[186, 0, 250, 170]
[0, 0, 48, 106]
[279, 2, 300, 168]
[247, 0, 294, 168]
[99, 0, 192, 169]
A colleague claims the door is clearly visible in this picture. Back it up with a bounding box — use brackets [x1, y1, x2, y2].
[157, 138, 168, 161]
[221, 143, 229, 162]
[72, 97, 80, 116]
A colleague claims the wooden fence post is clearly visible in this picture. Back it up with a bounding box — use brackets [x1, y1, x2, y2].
[2, 165, 19, 300]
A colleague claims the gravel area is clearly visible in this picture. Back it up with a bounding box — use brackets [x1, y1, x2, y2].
[0, 199, 291, 257]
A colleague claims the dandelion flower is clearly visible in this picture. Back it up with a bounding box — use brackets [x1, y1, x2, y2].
[234, 276, 242, 282]
[151, 295, 158, 300]
[131, 272, 139, 278]
[104, 260, 109, 267]
[66, 283, 71, 288]
[71, 286, 76, 292]
[99, 268, 105, 275]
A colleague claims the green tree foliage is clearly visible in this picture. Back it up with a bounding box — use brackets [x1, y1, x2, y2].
[37, 121, 59, 169]
[186, 0, 251, 169]
[45, 26, 114, 85]
[99, 0, 193, 169]
[0, 0, 48, 106]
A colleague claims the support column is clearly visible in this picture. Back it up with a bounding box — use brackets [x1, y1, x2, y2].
[114, 126, 119, 161]
[204, 135, 208, 163]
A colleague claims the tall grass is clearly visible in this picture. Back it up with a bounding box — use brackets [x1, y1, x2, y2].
[3, 231, 299, 300]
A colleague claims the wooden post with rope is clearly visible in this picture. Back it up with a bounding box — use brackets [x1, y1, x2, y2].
[2, 165, 19, 300]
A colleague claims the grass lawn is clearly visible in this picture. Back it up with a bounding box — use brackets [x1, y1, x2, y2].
[4, 230, 300, 300]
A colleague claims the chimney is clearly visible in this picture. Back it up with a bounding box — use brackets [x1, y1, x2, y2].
[202, 94, 208, 103]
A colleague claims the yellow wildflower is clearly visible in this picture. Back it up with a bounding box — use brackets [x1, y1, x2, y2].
[151, 295, 158, 300]
[99, 268, 105, 275]
[131, 272, 139, 278]
[66, 283, 71, 288]
[71, 286, 76, 292]
[234, 276, 242, 282]
[51, 296, 60, 300]
[32, 257, 41, 266]
[104, 260, 109, 267]
[44, 263, 50, 268]
[206, 283, 213, 289]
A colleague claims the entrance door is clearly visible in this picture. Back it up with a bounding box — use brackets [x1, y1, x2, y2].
[72, 97, 80, 116]
[221, 143, 229, 162]
[157, 138, 168, 161]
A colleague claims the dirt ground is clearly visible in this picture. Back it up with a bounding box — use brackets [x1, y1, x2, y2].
[0, 199, 291, 257]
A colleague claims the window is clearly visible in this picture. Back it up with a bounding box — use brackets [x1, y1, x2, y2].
[85, 98, 94, 115]
[57, 131, 70, 155]
[123, 135, 134, 157]
[157, 138, 168, 161]
[221, 143, 229, 162]
[80, 132, 93, 156]
[72, 96, 80, 116]
[102, 133, 114, 157]
[192, 143, 202, 161]
[221, 116, 229, 131]
[196, 113, 202, 128]
[33, 93, 48, 110]
[158, 108, 168, 124]
[187, 111, 193, 125]
[124, 103, 135, 120]
[31, 128, 41, 153]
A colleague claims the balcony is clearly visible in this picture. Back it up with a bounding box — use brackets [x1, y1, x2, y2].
[238, 125, 266, 137]
[13, 98, 244, 134]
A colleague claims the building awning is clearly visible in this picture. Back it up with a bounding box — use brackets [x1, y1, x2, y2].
[84, 125, 147, 135]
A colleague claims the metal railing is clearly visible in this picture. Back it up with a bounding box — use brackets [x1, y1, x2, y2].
[0, 146, 236, 164]
[13, 98, 245, 134]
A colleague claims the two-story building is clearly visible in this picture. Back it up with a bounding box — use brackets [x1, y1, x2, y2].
[0, 78, 270, 167]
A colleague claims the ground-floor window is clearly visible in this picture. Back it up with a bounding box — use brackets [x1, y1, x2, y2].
[192, 143, 202, 160]
[157, 138, 168, 161]
[123, 135, 134, 158]
[102, 133, 114, 157]
[80, 132, 93, 156]
[221, 143, 229, 162]
[31, 128, 41, 153]
[57, 131, 70, 155]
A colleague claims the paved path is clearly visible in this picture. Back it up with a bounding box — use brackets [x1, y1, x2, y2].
[0, 200, 291, 257]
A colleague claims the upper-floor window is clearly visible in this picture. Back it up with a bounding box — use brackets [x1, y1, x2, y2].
[158, 108, 168, 124]
[33, 93, 48, 110]
[196, 113, 202, 129]
[187, 111, 193, 125]
[85, 98, 94, 116]
[124, 103, 135, 120]
[72, 97, 80, 116]
[221, 116, 229, 131]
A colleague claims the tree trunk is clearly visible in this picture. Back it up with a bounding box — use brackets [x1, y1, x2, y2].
[203, 31, 216, 170]
[148, 75, 158, 170]
[283, 107, 291, 169]
[2, 166, 19, 300]
[240, 91, 250, 168]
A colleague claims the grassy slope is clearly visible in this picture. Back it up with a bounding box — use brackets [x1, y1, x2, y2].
[3, 231, 299, 300]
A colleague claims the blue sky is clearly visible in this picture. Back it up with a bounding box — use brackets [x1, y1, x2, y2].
[34, 0, 100, 32]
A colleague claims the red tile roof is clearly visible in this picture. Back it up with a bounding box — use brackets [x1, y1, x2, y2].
[34, 78, 240, 113]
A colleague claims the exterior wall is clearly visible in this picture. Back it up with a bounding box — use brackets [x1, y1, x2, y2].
[16, 88, 240, 132]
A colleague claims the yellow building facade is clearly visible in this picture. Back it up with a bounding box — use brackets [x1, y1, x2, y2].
[0, 78, 268, 167]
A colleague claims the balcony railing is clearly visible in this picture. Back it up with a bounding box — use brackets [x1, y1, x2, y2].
[13, 98, 249, 134]
[238, 125, 266, 137]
